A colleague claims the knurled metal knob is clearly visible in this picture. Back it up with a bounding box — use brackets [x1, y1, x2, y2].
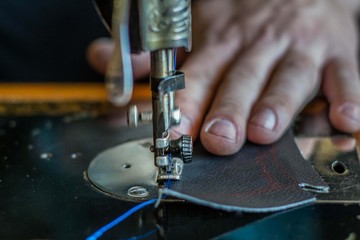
[181, 135, 193, 164]
[170, 135, 193, 164]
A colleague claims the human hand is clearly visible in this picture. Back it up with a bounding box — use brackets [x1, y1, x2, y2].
[171, 0, 360, 155]
[87, 0, 360, 156]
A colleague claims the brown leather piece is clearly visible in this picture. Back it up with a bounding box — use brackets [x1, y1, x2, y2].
[162, 131, 329, 212]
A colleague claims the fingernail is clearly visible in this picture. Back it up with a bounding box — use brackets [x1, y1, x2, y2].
[205, 119, 237, 143]
[250, 108, 276, 131]
[339, 103, 360, 123]
[171, 116, 192, 138]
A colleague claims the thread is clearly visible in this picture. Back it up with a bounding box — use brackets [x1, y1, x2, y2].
[88, 116, 175, 240]
[119, 229, 157, 240]
[86, 199, 157, 240]
[87, 166, 173, 240]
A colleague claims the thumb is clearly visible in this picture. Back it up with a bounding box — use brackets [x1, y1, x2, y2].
[87, 38, 150, 79]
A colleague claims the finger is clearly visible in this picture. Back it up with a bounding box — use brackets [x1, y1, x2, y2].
[331, 138, 356, 152]
[200, 28, 290, 155]
[171, 25, 242, 139]
[86, 38, 150, 79]
[323, 57, 360, 133]
[248, 49, 322, 144]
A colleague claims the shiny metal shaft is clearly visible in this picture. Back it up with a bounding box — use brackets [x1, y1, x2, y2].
[151, 49, 175, 165]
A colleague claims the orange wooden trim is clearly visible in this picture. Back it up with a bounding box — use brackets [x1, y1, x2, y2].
[0, 83, 151, 102]
[355, 131, 360, 141]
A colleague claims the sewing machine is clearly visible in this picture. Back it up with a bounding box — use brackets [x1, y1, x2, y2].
[102, 0, 193, 183]
[1, 0, 360, 239]
[87, 0, 360, 204]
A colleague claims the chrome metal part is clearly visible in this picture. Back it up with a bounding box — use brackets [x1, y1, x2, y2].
[295, 136, 360, 203]
[156, 134, 170, 149]
[128, 105, 153, 127]
[127, 186, 149, 198]
[128, 48, 192, 182]
[138, 0, 192, 51]
[140, 111, 153, 124]
[87, 138, 158, 202]
[128, 105, 138, 127]
[150, 49, 192, 181]
[115, 0, 193, 182]
[171, 107, 181, 125]
[169, 134, 193, 163]
[157, 157, 184, 181]
[106, 0, 133, 106]
[293, 98, 360, 203]
[156, 156, 169, 167]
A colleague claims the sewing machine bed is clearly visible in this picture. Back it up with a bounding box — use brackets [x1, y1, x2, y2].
[0, 112, 359, 239]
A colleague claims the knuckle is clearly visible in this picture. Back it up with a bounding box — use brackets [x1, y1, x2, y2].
[214, 99, 248, 121]
[283, 54, 314, 72]
[280, 55, 319, 89]
[264, 94, 293, 113]
[231, 60, 261, 82]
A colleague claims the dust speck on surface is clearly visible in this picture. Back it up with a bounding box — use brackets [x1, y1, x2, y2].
[71, 153, 82, 159]
[32, 129, 41, 136]
[40, 153, 53, 161]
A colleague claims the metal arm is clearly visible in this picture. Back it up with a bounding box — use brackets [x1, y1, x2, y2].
[109, 0, 193, 182]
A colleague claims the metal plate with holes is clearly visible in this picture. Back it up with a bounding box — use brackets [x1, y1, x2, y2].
[87, 138, 159, 202]
[88, 135, 360, 204]
[1, 113, 360, 239]
[295, 137, 360, 203]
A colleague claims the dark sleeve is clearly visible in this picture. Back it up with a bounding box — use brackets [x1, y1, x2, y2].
[0, 0, 110, 82]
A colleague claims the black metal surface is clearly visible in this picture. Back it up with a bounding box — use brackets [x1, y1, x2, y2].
[0, 114, 263, 239]
[0, 114, 359, 239]
[0, 114, 153, 239]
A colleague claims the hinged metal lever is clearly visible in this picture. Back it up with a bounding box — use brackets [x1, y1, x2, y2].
[106, 0, 133, 106]
[151, 71, 186, 95]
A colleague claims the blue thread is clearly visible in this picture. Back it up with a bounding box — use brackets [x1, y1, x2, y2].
[88, 50, 179, 240]
[86, 198, 157, 240]
[87, 154, 173, 239]
[119, 228, 157, 240]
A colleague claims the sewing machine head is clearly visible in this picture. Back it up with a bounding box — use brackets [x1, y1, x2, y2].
[94, 0, 193, 183]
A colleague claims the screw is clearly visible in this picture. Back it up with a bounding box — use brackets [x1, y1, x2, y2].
[127, 186, 149, 198]
[128, 105, 152, 127]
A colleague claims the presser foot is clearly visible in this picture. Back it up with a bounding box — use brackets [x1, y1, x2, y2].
[86, 137, 190, 202]
[157, 157, 184, 181]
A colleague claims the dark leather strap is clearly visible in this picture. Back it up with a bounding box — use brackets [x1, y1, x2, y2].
[162, 131, 329, 212]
